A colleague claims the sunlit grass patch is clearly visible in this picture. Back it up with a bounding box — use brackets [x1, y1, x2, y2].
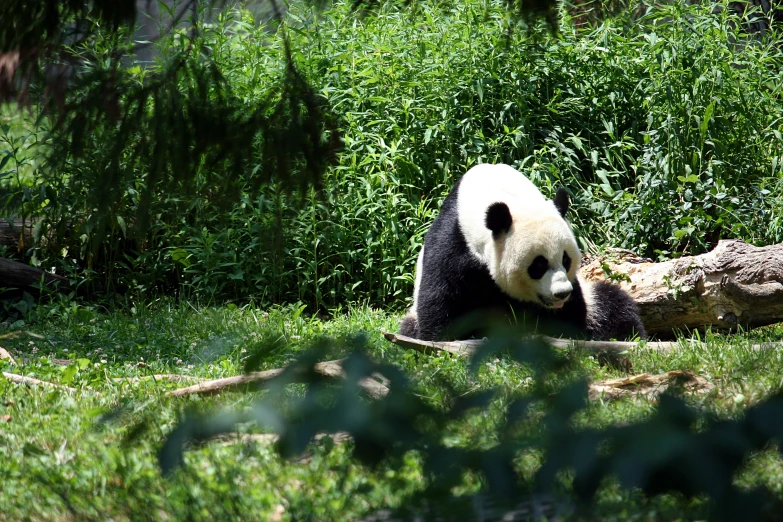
[2, 302, 783, 519]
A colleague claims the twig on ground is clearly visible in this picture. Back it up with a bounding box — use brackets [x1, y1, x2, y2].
[2, 372, 77, 392]
[588, 370, 715, 400]
[111, 374, 206, 383]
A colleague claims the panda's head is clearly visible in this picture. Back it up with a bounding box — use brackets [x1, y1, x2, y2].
[457, 165, 581, 309]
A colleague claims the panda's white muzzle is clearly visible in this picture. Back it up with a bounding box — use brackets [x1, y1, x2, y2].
[539, 269, 573, 309]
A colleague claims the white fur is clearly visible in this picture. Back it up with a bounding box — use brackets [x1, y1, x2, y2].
[578, 274, 598, 325]
[412, 246, 425, 312]
[456, 164, 581, 307]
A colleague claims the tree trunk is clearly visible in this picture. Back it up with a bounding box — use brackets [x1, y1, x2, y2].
[580, 240, 783, 336]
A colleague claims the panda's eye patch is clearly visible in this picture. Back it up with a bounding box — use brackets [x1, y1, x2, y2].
[563, 251, 571, 271]
[528, 255, 549, 280]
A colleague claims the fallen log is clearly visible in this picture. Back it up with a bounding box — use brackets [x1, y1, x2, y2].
[581, 240, 783, 336]
[168, 359, 390, 399]
[0, 256, 68, 289]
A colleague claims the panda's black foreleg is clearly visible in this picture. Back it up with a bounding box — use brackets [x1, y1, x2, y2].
[587, 282, 647, 341]
[399, 314, 419, 338]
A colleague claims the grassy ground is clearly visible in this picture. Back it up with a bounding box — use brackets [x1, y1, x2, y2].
[2, 302, 783, 520]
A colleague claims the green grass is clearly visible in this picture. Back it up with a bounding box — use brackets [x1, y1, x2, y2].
[2, 302, 783, 520]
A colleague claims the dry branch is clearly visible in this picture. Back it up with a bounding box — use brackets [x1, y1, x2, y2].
[0, 330, 45, 340]
[383, 331, 671, 357]
[382, 331, 783, 357]
[381, 332, 484, 357]
[168, 359, 389, 399]
[2, 372, 77, 392]
[581, 240, 783, 336]
[588, 371, 714, 400]
[111, 374, 205, 383]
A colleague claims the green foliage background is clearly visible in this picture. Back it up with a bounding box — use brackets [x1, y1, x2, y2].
[3, 0, 783, 309]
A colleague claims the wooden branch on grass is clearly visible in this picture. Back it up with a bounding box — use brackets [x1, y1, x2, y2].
[0, 330, 45, 340]
[111, 374, 206, 383]
[588, 370, 714, 400]
[382, 331, 783, 357]
[168, 359, 390, 399]
[382, 331, 675, 357]
[2, 372, 77, 392]
[381, 333, 485, 357]
[581, 240, 783, 336]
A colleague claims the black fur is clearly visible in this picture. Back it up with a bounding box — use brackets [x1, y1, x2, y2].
[563, 251, 571, 272]
[582, 281, 646, 340]
[485, 202, 512, 238]
[400, 315, 419, 338]
[400, 178, 646, 341]
[554, 188, 569, 217]
[527, 255, 549, 280]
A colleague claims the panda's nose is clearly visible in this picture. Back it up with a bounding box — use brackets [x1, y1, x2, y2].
[553, 289, 572, 300]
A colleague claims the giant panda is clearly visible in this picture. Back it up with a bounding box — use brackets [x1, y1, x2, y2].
[399, 163, 646, 341]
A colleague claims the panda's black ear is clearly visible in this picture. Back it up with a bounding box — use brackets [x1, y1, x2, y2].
[554, 188, 569, 218]
[485, 202, 512, 237]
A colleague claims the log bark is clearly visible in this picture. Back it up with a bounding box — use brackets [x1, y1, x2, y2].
[580, 240, 783, 336]
[0, 256, 68, 288]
